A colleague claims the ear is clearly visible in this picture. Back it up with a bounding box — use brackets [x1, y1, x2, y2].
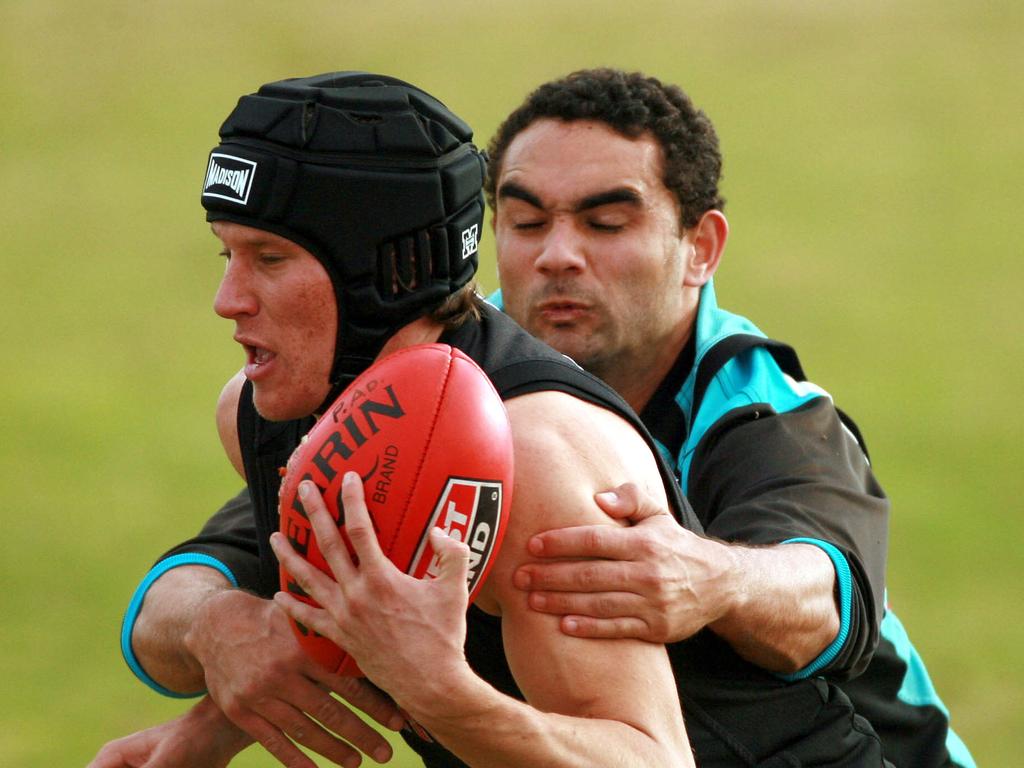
[683, 210, 728, 287]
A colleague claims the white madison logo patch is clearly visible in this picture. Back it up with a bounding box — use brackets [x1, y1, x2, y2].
[203, 153, 257, 205]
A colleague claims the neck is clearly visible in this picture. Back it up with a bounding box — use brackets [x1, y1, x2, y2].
[609, 332, 693, 414]
[377, 317, 446, 359]
[598, 297, 697, 413]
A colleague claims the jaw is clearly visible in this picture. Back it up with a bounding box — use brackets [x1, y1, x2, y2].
[533, 322, 608, 371]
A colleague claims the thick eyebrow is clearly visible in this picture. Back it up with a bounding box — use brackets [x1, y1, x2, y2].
[497, 182, 643, 214]
[497, 182, 544, 210]
[577, 188, 643, 212]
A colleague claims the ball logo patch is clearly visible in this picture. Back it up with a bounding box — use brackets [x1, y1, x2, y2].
[409, 478, 503, 594]
[203, 153, 257, 205]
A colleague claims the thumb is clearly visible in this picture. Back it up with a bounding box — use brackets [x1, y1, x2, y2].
[594, 482, 667, 524]
[429, 527, 470, 591]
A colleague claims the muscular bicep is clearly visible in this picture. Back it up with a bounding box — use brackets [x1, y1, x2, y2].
[489, 392, 684, 736]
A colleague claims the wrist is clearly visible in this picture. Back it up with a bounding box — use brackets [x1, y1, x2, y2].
[183, 586, 249, 666]
[705, 541, 753, 635]
[129, 568, 236, 695]
[394, 659, 488, 728]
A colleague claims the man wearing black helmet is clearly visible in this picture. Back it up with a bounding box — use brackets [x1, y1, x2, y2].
[92, 72, 697, 768]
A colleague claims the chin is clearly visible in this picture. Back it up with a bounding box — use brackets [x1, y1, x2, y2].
[252, 388, 322, 422]
[535, 329, 590, 362]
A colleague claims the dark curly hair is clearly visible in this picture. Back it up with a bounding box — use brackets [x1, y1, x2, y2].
[485, 68, 724, 229]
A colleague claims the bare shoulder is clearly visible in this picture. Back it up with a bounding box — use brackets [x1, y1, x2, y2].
[477, 391, 688, 754]
[216, 370, 247, 480]
[504, 389, 669, 527]
[481, 390, 668, 606]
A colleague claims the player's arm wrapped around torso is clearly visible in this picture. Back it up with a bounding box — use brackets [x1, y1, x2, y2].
[688, 396, 889, 679]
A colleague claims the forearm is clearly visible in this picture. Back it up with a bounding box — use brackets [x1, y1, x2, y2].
[131, 565, 234, 694]
[402, 664, 691, 768]
[709, 542, 839, 674]
[88, 695, 254, 768]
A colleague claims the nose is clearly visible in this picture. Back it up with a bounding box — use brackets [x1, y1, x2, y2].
[213, 257, 258, 319]
[534, 220, 586, 276]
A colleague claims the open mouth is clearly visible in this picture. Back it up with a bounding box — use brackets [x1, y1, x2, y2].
[240, 341, 277, 378]
[247, 345, 273, 365]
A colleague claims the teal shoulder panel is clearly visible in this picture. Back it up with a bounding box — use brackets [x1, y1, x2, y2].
[677, 281, 828, 493]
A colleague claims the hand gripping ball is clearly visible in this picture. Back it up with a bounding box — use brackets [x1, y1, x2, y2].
[277, 343, 514, 675]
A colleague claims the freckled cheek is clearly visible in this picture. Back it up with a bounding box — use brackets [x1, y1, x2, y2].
[282, 284, 337, 380]
[314, 293, 338, 376]
[306, 314, 336, 373]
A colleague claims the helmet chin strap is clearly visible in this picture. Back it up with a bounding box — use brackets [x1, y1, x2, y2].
[317, 294, 453, 414]
[316, 355, 375, 415]
[315, 314, 406, 415]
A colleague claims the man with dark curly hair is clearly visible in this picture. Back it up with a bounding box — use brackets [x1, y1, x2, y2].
[489, 67, 974, 768]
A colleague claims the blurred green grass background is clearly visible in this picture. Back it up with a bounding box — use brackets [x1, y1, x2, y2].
[1, 1, 1021, 765]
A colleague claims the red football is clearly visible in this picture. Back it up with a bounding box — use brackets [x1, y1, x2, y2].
[278, 343, 514, 675]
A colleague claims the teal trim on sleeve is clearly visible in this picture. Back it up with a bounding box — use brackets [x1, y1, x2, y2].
[776, 538, 853, 681]
[119, 553, 238, 698]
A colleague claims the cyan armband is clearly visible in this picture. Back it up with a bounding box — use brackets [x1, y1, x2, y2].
[120, 553, 238, 698]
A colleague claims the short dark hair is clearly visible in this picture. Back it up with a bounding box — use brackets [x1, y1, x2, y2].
[485, 68, 724, 229]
